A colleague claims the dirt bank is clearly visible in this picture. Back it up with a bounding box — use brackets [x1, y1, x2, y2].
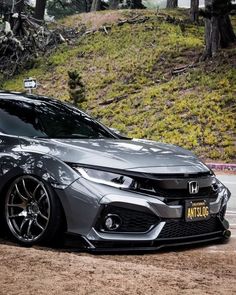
[0, 236, 235, 295]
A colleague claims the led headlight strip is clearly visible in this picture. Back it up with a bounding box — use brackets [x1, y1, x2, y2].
[74, 167, 135, 189]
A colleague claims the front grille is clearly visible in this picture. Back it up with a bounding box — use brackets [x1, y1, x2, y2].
[96, 206, 159, 233]
[158, 217, 223, 239]
[150, 172, 212, 179]
[154, 186, 217, 199]
[132, 174, 218, 200]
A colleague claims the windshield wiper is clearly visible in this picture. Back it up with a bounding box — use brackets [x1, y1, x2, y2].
[49, 134, 91, 139]
[33, 136, 49, 139]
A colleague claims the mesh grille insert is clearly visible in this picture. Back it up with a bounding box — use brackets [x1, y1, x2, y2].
[97, 206, 159, 233]
[158, 217, 223, 239]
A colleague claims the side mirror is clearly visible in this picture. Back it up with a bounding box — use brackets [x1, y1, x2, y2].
[109, 128, 131, 140]
[109, 128, 122, 135]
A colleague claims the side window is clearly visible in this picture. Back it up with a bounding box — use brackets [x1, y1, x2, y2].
[0, 100, 45, 137]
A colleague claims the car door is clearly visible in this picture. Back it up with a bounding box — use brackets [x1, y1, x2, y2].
[0, 99, 24, 183]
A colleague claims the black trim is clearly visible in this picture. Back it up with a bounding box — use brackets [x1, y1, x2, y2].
[88, 231, 228, 252]
[63, 229, 230, 252]
[68, 162, 212, 181]
[64, 233, 95, 249]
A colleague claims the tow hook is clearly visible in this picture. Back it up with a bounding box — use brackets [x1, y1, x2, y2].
[223, 229, 231, 239]
[218, 217, 231, 239]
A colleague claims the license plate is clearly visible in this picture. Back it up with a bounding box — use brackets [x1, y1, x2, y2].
[185, 200, 210, 222]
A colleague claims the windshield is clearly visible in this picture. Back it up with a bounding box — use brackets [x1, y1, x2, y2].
[0, 99, 115, 139]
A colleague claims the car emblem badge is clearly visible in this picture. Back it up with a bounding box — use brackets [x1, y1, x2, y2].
[188, 181, 199, 194]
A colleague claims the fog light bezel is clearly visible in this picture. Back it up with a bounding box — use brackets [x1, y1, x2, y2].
[104, 214, 122, 231]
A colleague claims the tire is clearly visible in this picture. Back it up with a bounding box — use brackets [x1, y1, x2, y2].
[4, 175, 64, 246]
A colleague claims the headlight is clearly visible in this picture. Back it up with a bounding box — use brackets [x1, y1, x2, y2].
[212, 177, 231, 206]
[74, 167, 136, 189]
[213, 177, 227, 194]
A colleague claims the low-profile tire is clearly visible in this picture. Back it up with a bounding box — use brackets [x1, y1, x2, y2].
[4, 175, 64, 246]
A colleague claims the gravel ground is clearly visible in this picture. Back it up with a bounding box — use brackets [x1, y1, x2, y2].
[0, 234, 235, 295]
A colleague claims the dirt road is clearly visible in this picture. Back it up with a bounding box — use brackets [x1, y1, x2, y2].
[0, 230, 235, 295]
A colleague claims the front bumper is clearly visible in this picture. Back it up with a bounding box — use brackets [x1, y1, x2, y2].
[57, 178, 231, 251]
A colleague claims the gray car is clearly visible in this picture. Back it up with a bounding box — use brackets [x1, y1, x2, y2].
[0, 91, 231, 251]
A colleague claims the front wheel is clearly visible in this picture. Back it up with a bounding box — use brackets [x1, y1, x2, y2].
[4, 175, 64, 246]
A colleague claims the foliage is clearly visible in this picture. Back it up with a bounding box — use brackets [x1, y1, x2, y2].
[201, 0, 235, 18]
[2, 9, 236, 161]
[47, 0, 83, 19]
[68, 70, 86, 106]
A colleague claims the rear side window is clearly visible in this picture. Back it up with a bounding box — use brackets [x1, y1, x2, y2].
[0, 100, 46, 137]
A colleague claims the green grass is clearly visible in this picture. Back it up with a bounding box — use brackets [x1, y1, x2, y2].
[2, 9, 236, 161]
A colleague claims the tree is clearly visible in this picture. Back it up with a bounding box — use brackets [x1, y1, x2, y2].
[85, 0, 93, 11]
[47, 0, 89, 19]
[202, 0, 236, 58]
[130, 0, 146, 9]
[190, 0, 199, 22]
[90, 0, 101, 11]
[166, 0, 178, 9]
[34, 0, 47, 21]
[68, 70, 86, 106]
[15, 0, 25, 14]
[109, 0, 120, 10]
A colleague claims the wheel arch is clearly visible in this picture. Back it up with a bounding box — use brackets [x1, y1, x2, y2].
[0, 152, 77, 234]
[0, 173, 68, 243]
[0, 151, 80, 191]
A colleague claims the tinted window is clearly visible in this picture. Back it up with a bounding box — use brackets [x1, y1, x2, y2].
[0, 100, 47, 137]
[35, 101, 113, 139]
[0, 99, 114, 139]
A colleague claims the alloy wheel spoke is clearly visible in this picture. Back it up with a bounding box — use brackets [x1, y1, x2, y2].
[35, 220, 44, 231]
[27, 219, 33, 237]
[38, 193, 46, 204]
[15, 184, 28, 201]
[33, 184, 41, 198]
[9, 214, 22, 219]
[7, 203, 26, 210]
[9, 210, 27, 219]
[19, 217, 29, 234]
[39, 211, 49, 221]
[22, 179, 33, 199]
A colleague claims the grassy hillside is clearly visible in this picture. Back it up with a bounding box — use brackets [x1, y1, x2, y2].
[2, 9, 236, 162]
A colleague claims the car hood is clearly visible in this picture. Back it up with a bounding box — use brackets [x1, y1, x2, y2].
[20, 138, 210, 174]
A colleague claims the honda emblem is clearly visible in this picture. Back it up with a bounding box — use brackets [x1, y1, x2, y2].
[188, 181, 199, 194]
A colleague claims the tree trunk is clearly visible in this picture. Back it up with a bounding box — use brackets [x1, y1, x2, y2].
[109, 0, 119, 10]
[166, 0, 178, 8]
[15, 0, 25, 14]
[190, 0, 199, 22]
[204, 0, 236, 58]
[204, 16, 219, 57]
[78, 0, 89, 12]
[84, 0, 93, 12]
[131, 0, 145, 9]
[219, 14, 236, 48]
[34, 0, 47, 21]
[90, 0, 101, 11]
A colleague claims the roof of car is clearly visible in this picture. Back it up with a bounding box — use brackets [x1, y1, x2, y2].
[0, 90, 56, 103]
[0, 90, 89, 117]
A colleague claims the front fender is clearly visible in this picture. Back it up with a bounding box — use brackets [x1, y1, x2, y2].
[0, 151, 80, 193]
